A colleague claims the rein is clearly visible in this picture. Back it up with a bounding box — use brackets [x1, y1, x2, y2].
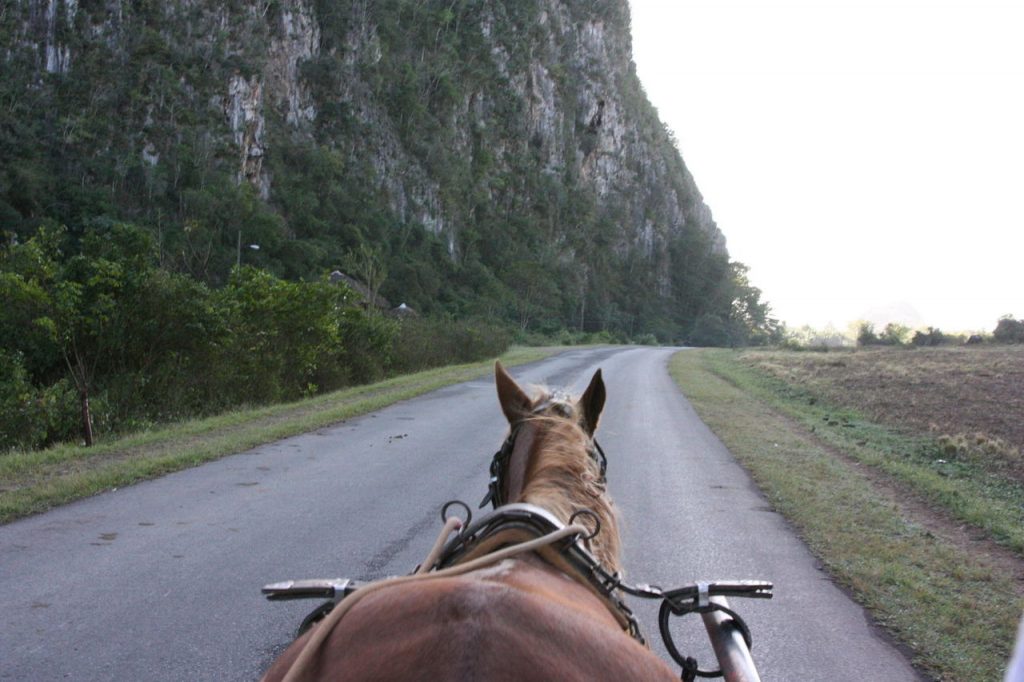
[437, 502, 643, 638]
[264, 503, 773, 682]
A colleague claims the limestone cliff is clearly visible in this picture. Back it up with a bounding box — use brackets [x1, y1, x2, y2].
[2, 0, 730, 337]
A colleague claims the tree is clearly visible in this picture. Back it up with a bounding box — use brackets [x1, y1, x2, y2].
[689, 313, 735, 347]
[881, 323, 910, 346]
[344, 243, 389, 311]
[48, 224, 160, 445]
[912, 327, 945, 346]
[856, 322, 878, 346]
[0, 222, 173, 445]
[727, 262, 783, 346]
[993, 315, 1024, 343]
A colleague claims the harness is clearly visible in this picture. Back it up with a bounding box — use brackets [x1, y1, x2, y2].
[480, 397, 608, 510]
[263, 404, 773, 682]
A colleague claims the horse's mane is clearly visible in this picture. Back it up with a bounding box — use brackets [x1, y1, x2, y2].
[517, 389, 621, 574]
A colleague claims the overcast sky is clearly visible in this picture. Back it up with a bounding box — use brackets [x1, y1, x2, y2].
[628, 0, 1023, 333]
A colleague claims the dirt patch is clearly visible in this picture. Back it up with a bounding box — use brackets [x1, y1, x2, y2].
[741, 345, 1024, 480]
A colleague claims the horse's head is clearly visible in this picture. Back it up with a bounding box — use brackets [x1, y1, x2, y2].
[495, 359, 606, 436]
[493, 361, 620, 572]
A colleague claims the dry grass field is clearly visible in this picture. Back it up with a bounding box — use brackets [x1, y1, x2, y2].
[740, 345, 1024, 480]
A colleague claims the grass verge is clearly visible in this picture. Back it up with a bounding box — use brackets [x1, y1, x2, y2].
[670, 348, 1023, 681]
[0, 346, 561, 524]
[711, 350, 1024, 555]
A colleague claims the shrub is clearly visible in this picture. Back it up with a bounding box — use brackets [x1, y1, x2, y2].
[857, 322, 909, 347]
[338, 310, 398, 384]
[856, 322, 878, 347]
[993, 316, 1024, 344]
[690, 314, 733, 347]
[0, 350, 47, 451]
[0, 353, 79, 451]
[880, 323, 910, 346]
[912, 327, 946, 347]
[389, 317, 510, 374]
[633, 333, 658, 346]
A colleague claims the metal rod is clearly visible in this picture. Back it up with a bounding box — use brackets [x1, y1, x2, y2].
[701, 596, 761, 682]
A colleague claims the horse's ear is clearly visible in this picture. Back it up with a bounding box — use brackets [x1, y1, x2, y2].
[578, 368, 606, 436]
[495, 361, 531, 424]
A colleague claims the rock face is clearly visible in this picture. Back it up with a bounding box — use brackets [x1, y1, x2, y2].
[2, 0, 728, 335]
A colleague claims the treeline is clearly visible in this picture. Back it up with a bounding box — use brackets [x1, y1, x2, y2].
[782, 318, 1024, 350]
[856, 320, 1024, 347]
[0, 223, 508, 451]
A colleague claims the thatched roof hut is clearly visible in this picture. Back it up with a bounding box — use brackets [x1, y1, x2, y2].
[329, 270, 391, 310]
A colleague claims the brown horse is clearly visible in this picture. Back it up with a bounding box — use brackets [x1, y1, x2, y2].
[261, 362, 679, 681]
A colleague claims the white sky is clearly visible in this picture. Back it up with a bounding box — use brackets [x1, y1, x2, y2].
[628, 0, 1024, 333]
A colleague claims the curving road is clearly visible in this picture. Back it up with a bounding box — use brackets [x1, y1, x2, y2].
[0, 347, 920, 681]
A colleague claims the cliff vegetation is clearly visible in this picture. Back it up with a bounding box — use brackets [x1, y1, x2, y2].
[1, 0, 779, 449]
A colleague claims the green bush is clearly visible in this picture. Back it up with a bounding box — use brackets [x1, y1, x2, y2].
[0, 350, 47, 451]
[634, 333, 658, 346]
[912, 327, 947, 347]
[858, 322, 909, 347]
[0, 353, 79, 451]
[856, 322, 878, 347]
[389, 317, 510, 374]
[690, 314, 732, 347]
[337, 310, 399, 384]
[993, 316, 1024, 344]
[881, 323, 910, 346]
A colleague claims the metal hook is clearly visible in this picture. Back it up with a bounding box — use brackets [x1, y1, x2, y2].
[568, 508, 601, 541]
[441, 500, 472, 531]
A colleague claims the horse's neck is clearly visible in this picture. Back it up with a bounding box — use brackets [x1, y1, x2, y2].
[510, 421, 621, 574]
[509, 421, 582, 511]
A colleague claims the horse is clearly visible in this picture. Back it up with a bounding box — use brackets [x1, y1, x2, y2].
[261, 361, 680, 681]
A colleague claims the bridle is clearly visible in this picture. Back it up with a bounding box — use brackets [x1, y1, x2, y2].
[479, 399, 608, 510]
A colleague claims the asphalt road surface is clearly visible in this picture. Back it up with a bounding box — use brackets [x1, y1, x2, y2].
[0, 347, 921, 681]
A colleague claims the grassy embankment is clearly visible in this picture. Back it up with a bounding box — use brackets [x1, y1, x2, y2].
[670, 347, 1024, 682]
[0, 346, 561, 525]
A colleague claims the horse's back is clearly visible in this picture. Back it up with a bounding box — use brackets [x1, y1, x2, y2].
[262, 560, 677, 681]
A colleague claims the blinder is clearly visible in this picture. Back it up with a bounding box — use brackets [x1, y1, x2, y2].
[479, 403, 609, 510]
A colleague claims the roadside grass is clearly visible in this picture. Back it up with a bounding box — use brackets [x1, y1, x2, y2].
[670, 349, 1023, 681]
[0, 346, 561, 524]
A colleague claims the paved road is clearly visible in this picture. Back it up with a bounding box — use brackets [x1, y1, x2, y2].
[0, 347, 920, 681]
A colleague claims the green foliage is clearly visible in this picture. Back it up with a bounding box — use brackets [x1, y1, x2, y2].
[689, 313, 735, 347]
[0, 352, 82, 453]
[0, 0, 785, 449]
[911, 327, 947, 347]
[880, 323, 910, 346]
[782, 325, 851, 350]
[856, 322, 878, 347]
[0, 0, 764, 348]
[858, 322, 913, 347]
[993, 315, 1024, 344]
[389, 317, 511, 374]
[0, 351, 49, 450]
[335, 308, 398, 385]
[0, 218, 516, 451]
